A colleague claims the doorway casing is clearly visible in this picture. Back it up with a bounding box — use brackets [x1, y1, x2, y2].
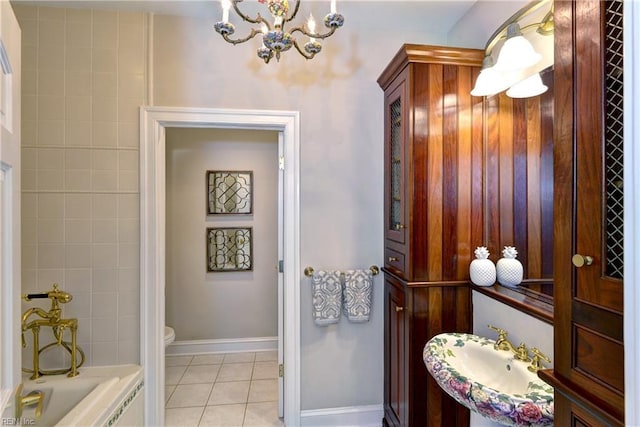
[140, 107, 300, 426]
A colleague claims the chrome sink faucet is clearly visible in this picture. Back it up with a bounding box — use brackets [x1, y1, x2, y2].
[488, 324, 531, 362]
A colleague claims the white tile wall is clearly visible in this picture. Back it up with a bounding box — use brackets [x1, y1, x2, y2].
[15, 5, 147, 367]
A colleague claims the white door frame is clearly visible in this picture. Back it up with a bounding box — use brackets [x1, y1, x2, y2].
[140, 106, 301, 426]
[0, 0, 22, 398]
[624, 1, 640, 425]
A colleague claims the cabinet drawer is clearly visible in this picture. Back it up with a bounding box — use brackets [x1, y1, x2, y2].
[385, 248, 406, 277]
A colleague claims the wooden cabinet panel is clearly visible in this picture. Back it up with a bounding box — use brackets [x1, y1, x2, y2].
[383, 272, 471, 427]
[543, 0, 625, 424]
[554, 394, 618, 427]
[483, 68, 555, 279]
[574, 326, 624, 393]
[384, 278, 406, 426]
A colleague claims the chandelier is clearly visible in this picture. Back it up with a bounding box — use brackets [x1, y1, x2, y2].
[214, 0, 345, 64]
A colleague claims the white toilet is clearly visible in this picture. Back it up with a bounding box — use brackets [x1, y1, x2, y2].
[164, 326, 175, 347]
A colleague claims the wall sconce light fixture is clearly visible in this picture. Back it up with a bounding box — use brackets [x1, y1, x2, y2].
[471, 0, 553, 98]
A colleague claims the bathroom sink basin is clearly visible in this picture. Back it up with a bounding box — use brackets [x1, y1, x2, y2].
[424, 333, 554, 427]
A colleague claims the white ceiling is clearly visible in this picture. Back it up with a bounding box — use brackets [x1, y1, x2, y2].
[11, 0, 478, 25]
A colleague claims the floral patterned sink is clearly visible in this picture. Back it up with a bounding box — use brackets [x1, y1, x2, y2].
[424, 332, 554, 427]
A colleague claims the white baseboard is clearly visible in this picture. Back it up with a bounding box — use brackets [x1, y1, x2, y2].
[300, 404, 383, 427]
[165, 336, 278, 356]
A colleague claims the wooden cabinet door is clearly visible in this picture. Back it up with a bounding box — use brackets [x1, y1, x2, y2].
[384, 278, 407, 426]
[552, 0, 624, 423]
[572, 0, 624, 313]
[383, 75, 409, 277]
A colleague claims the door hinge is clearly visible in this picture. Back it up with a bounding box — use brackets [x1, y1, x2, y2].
[279, 364, 284, 378]
[278, 260, 284, 273]
[279, 156, 285, 170]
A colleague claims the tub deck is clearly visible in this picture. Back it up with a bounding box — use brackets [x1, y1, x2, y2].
[20, 364, 143, 427]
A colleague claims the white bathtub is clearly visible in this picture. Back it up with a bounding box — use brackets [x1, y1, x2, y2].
[20, 364, 143, 427]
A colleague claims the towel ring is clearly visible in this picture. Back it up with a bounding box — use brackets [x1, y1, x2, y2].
[304, 265, 380, 277]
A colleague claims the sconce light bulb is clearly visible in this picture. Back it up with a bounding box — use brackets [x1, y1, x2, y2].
[506, 72, 548, 98]
[471, 59, 512, 97]
[494, 23, 542, 72]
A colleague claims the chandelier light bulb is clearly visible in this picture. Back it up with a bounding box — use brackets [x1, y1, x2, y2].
[221, 0, 231, 23]
[308, 14, 316, 42]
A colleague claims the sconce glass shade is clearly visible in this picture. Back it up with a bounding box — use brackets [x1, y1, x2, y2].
[506, 72, 548, 98]
[494, 23, 542, 72]
[471, 56, 511, 97]
[471, 66, 508, 97]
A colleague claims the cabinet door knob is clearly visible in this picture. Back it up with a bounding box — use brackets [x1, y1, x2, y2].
[388, 256, 399, 262]
[394, 223, 406, 230]
[572, 254, 594, 267]
[395, 306, 404, 312]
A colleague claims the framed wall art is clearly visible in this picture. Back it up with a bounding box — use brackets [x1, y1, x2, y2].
[206, 227, 253, 272]
[207, 170, 253, 215]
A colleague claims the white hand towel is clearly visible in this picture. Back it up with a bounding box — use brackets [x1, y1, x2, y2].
[311, 270, 342, 326]
[343, 269, 373, 322]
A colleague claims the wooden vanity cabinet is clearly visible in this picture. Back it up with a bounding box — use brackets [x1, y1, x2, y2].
[383, 273, 471, 427]
[538, 1, 625, 425]
[378, 44, 483, 427]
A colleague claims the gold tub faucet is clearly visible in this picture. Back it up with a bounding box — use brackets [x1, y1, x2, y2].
[22, 284, 84, 379]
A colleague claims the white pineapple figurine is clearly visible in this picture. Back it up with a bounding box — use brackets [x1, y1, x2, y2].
[496, 246, 523, 287]
[469, 246, 496, 287]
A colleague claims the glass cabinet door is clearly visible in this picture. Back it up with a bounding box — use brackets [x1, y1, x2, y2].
[384, 82, 407, 246]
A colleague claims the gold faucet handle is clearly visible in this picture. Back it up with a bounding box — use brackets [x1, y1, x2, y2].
[23, 283, 73, 303]
[531, 347, 551, 362]
[528, 347, 551, 372]
[14, 384, 44, 420]
[22, 392, 44, 420]
[487, 324, 508, 338]
[514, 343, 531, 362]
[50, 284, 72, 303]
[488, 325, 510, 351]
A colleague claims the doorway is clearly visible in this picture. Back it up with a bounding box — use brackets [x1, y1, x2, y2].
[140, 107, 301, 426]
[165, 128, 279, 352]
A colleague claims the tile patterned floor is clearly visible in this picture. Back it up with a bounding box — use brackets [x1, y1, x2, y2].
[165, 351, 283, 427]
